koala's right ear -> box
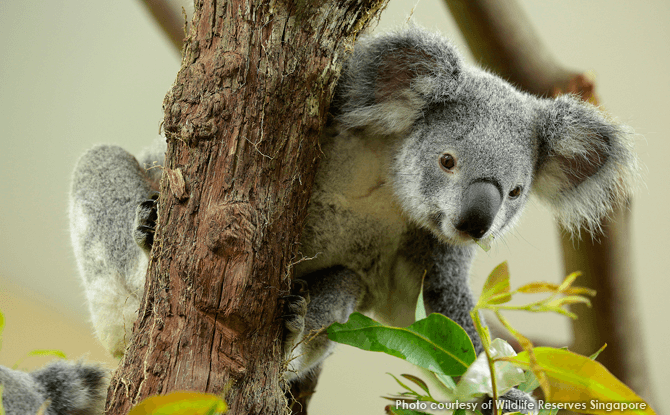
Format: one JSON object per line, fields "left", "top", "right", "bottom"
{"left": 532, "top": 95, "right": 639, "bottom": 235}
{"left": 333, "top": 26, "right": 463, "bottom": 135}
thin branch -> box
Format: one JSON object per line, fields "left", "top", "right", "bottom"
{"left": 138, "top": 0, "right": 188, "bottom": 52}
{"left": 444, "top": 0, "right": 573, "bottom": 96}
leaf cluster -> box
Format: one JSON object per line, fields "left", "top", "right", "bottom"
{"left": 327, "top": 262, "right": 655, "bottom": 415}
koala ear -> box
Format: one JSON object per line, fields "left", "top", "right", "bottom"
{"left": 333, "top": 26, "right": 462, "bottom": 135}
{"left": 533, "top": 95, "right": 639, "bottom": 234}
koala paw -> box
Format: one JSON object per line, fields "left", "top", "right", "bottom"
{"left": 483, "top": 388, "right": 537, "bottom": 415}
{"left": 133, "top": 192, "right": 159, "bottom": 254}
{"left": 282, "top": 279, "right": 309, "bottom": 354}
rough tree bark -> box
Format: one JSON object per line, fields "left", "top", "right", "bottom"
{"left": 443, "top": 0, "right": 652, "bottom": 402}
{"left": 105, "top": 1, "right": 388, "bottom": 413}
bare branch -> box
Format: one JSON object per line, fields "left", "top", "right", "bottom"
{"left": 138, "top": 0, "right": 189, "bottom": 52}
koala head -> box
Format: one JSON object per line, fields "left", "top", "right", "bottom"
{"left": 333, "top": 26, "right": 638, "bottom": 245}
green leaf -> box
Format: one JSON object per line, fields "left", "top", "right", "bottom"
{"left": 388, "top": 373, "right": 418, "bottom": 394}
{"left": 517, "top": 369, "right": 540, "bottom": 393}
{"left": 328, "top": 312, "right": 476, "bottom": 376}
{"left": 415, "top": 274, "right": 427, "bottom": 321}
{"left": 433, "top": 372, "right": 457, "bottom": 392}
{"left": 204, "top": 403, "right": 223, "bottom": 415}
{"left": 401, "top": 374, "right": 430, "bottom": 395}
{"left": 12, "top": 349, "right": 67, "bottom": 370}
{"left": 508, "top": 348, "right": 655, "bottom": 415}
{"left": 0, "top": 384, "right": 5, "bottom": 415}
{"left": 475, "top": 235, "right": 494, "bottom": 252}
{"left": 128, "top": 392, "right": 227, "bottom": 415}
{"left": 453, "top": 409, "right": 467, "bottom": 415}
{"left": 27, "top": 349, "right": 67, "bottom": 359}
{"left": 515, "top": 280, "right": 594, "bottom": 297}
{"left": 589, "top": 344, "right": 607, "bottom": 361}
{"left": 479, "top": 262, "right": 511, "bottom": 305}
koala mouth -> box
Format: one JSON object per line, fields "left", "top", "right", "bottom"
{"left": 430, "top": 210, "right": 495, "bottom": 249}
{"left": 429, "top": 211, "right": 478, "bottom": 245}
{"left": 448, "top": 229, "right": 495, "bottom": 251}
{"left": 441, "top": 224, "right": 480, "bottom": 246}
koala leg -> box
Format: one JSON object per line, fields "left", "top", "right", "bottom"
{"left": 70, "top": 145, "right": 156, "bottom": 357}
{"left": 286, "top": 363, "right": 322, "bottom": 415}
{"left": 283, "top": 266, "right": 361, "bottom": 383}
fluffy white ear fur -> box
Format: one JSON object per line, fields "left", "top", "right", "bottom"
{"left": 532, "top": 95, "right": 639, "bottom": 235}
{"left": 334, "top": 27, "right": 462, "bottom": 135}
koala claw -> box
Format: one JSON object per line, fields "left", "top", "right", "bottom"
{"left": 133, "top": 192, "right": 159, "bottom": 254}
{"left": 282, "top": 279, "right": 311, "bottom": 355}
{"left": 283, "top": 294, "right": 307, "bottom": 335}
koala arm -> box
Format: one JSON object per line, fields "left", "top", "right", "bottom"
{"left": 419, "top": 238, "right": 483, "bottom": 355}
{"left": 403, "top": 229, "right": 538, "bottom": 413}
{"left": 69, "top": 144, "right": 160, "bottom": 357}
{"left": 284, "top": 267, "right": 361, "bottom": 382}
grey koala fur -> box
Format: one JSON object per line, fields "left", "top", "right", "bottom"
{"left": 66, "top": 26, "right": 637, "bottom": 411}
{"left": 0, "top": 360, "right": 106, "bottom": 415}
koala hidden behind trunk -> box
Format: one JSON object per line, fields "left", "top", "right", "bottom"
{"left": 66, "top": 25, "right": 638, "bottom": 414}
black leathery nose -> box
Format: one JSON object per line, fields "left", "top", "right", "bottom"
{"left": 455, "top": 181, "right": 502, "bottom": 239}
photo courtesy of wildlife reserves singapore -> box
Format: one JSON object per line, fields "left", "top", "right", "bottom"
{"left": 0, "top": 1, "right": 667, "bottom": 414}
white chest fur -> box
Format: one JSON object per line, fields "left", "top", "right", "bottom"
{"left": 295, "top": 131, "right": 423, "bottom": 326}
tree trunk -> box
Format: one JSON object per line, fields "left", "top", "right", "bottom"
{"left": 444, "top": 0, "right": 652, "bottom": 401}
{"left": 105, "top": 1, "right": 388, "bottom": 413}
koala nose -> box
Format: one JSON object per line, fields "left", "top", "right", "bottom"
{"left": 455, "top": 181, "right": 502, "bottom": 239}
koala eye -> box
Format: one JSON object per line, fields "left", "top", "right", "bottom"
{"left": 439, "top": 153, "right": 456, "bottom": 172}
{"left": 508, "top": 185, "right": 523, "bottom": 199}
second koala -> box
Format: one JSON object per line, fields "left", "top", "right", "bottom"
{"left": 70, "top": 26, "right": 637, "bottom": 408}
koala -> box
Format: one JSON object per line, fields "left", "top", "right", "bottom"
{"left": 69, "top": 26, "right": 637, "bottom": 411}
{"left": 70, "top": 138, "right": 164, "bottom": 359}
{"left": 0, "top": 360, "right": 106, "bottom": 415}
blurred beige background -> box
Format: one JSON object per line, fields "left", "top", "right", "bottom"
{"left": 0, "top": 0, "right": 667, "bottom": 412}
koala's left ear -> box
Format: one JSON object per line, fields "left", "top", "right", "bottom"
{"left": 533, "top": 95, "right": 639, "bottom": 234}
{"left": 332, "top": 26, "right": 462, "bottom": 135}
